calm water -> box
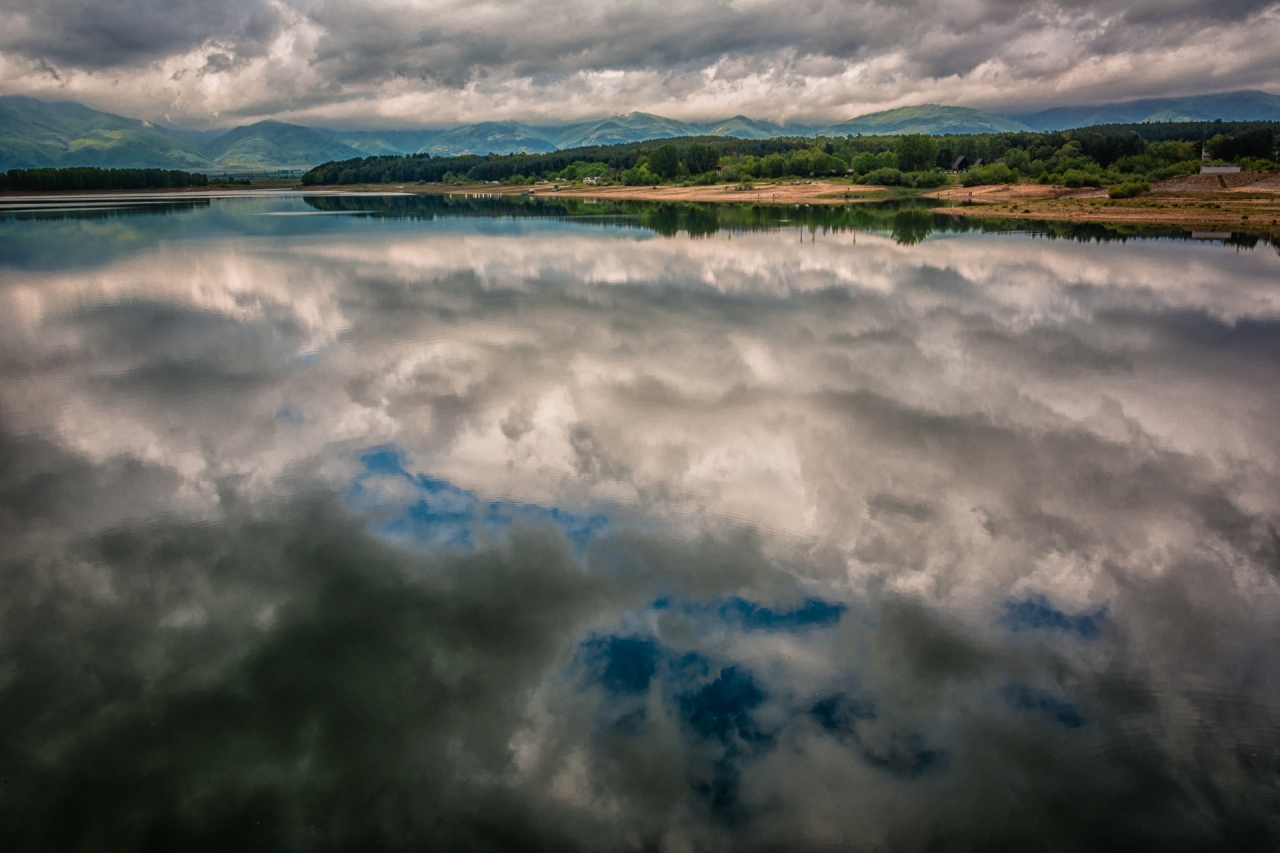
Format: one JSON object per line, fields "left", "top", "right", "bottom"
{"left": 2, "top": 193, "right": 1279, "bottom": 851}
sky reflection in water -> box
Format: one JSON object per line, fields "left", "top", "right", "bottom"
{"left": 1, "top": 194, "right": 1279, "bottom": 851}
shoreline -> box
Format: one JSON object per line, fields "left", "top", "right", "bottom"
{"left": 388, "top": 180, "right": 890, "bottom": 205}
{"left": 322, "top": 179, "right": 1280, "bottom": 234}
{"left": 922, "top": 179, "right": 1280, "bottom": 234}
{"left": 5, "top": 179, "right": 1280, "bottom": 235}
{"left": 0, "top": 186, "right": 406, "bottom": 204}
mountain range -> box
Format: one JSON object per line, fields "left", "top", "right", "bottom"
{"left": 320, "top": 113, "right": 807, "bottom": 157}
{"left": 2, "top": 90, "right": 1279, "bottom": 172}
{"left": 1009, "top": 89, "right": 1280, "bottom": 131}
{"left": 823, "top": 104, "right": 1031, "bottom": 136}
{"left": 0, "top": 99, "right": 821, "bottom": 170}
{"left": 0, "top": 96, "right": 212, "bottom": 171}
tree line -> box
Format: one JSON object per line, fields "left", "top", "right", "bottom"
{"left": 298, "top": 121, "right": 1279, "bottom": 189}
{"left": 0, "top": 167, "right": 211, "bottom": 192}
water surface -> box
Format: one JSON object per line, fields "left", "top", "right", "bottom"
{"left": 2, "top": 193, "right": 1279, "bottom": 851}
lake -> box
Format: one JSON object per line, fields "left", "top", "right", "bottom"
{"left": 2, "top": 192, "right": 1279, "bottom": 851}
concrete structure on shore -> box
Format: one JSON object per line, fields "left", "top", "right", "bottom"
{"left": 1201, "top": 164, "right": 1242, "bottom": 174}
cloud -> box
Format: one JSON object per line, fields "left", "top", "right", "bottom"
{"left": 2, "top": 201, "right": 1280, "bottom": 847}
{"left": 0, "top": 0, "right": 284, "bottom": 69}
{"left": 0, "top": 0, "right": 1278, "bottom": 126}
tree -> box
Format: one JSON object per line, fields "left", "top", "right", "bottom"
{"left": 683, "top": 143, "right": 720, "bottom": 175}
{"left": 1003, "top": 148, "right": 1031, "bottom": 173}
{"left": 1208, "top": 127, "right": 1274, "bottom": 161}
{"left": 895, "top": 133, "right": 939, "bottom": 172}
{"left": 649, "top": 144, "right": 680, "bottom": 180}
{"left": 811, "top": 151, "right": 848, "bottom": 176}
{"left": 759, "top": 153, "right": 788, "bottom": 178}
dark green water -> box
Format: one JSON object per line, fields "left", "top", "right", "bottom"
{"left": 1, "top": 193, "right": 1278, "bottom": 851}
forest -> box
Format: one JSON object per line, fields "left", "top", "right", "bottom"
{"left": 0, "top": 167, "right": 210, "bottom": 192}
{"left": 301, "top": 122, "right": 1278, "bottom": 190}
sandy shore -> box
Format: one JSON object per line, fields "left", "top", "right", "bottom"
{"left": 926, "top": 174, "right": 1280, "bottom": 232}
{"left": 9, "top": 176, "right": 1279, "bottom": 234}
{"left": 389, "top": 180, "right": 887, "bottom": 205}
{"left": 927, "top": 184, "right": 1073, "bottom": 203}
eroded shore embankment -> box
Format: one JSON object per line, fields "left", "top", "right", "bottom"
{"left": 923, "top": 172, "right": 1280, "bottom": 232}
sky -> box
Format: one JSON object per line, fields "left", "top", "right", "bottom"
{"left": 1, "top": 0, "right": 1279, "bottom": 128}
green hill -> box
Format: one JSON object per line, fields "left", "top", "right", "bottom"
{"left": 319, "top": 129, "right": 441, "bottom": 156}
{"left": 418, "top": 122, "right": 557, "bottom": 156}
{"left": 1008, "top": 90, "right": 1280, "bottom": 131}
{"left": 552, "top": 112, "right": 702, "bottom": 149}
{"left": 0, "top": 95, "right": 211, "bottom": 170}
{"left": 199, "top": 121, "right": 364, "bottom": 169}
{"left": 698, "top": 115, "right": 792, "bottom": 139}
{"left": 821, "top": 105, "right": 1031, "bottom": 136}
{"left": 337, "top": 136, "right": 406, "bottom": 156}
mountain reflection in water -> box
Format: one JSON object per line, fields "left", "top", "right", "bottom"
{"left": 1, "top": 194, "right": 1278, "bottom": 852}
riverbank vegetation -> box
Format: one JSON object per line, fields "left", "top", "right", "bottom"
{"left": 0, "top": 167, "right": 210, "bottom": 192}
{"left": 302, "top": 122, "right": 1278, "bottom": 193}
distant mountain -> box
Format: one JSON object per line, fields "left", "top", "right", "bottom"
{"left": 1007, "top": 90, "right": 1280, "bottom": 130}
{"left": 11, "top": 91, "right": 1278, "bottom": 172}
{"left": 335, "top": 135, "right": 406, "bottom": 156}
{"left": 552, "top": 112, "right": 704, "bottom": 149}
{"left": 417, "top": 121, "right": 558, "bottom": 156}
{"left": 318, "top": 129, "right": 442, "bottom": 156}
{"left": 199, "top": 121, "right": 363, "bottom": 168}
{"left": 821, "top": 105, "right": 1032, "bottom": 136}
{"left": 0, "top": 95, "right": 211, "bottom": 170}
{"left": 697, "top": 115, "right": 791, "bottom": 139}
{"left": 154, "top": 126, "right": 229, "bottom": 150}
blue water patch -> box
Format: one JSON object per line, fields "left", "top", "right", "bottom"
{"left": 654, "top": 596, "right": 845, "bottom": 632}
{"left": 358, "top": 446, "right": 406, "bottom": 476}
{"left": 669, "top": 650, "right": 711, "bottom": 682}
{"left": 275, "top": 405, "right": 304, "bottom": 425}
{"left": 347, "top": 444, "right": 610, "bottom": 550}
{"left": 679, "top": 666, "right": 772, "bottom": 815}
{"left": 1000, "top": 595, "right": 1107, "bottom": 638}
{"left": 680, "top": 666, "right": 770, "bottom": 746}
{"left": 719, "top": 596, "right": 846, "bottom": 630}
{"left": 698, "top": 759, "right": 743, "bottom": 813}
{"left": 811, "top": 694, "right": 877, "bottom": 730}
{"left": 578, "top": 633, "right": 773, "bottom": 812}
{"left": 1002, "top": 683, "right": 1084, "bottom": 729}
{"left": 583, "top": 636, "right": 662, "bottom": 694}
{"left": 810, "top": 693, "right": 948, "bottom": 778}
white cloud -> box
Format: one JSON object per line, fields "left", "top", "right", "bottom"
{"left": 0, "top": 0, "right": 1277, "bottom": 127}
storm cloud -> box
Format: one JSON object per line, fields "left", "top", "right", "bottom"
{"left": 0, "top": 0, "right": 1277, "bottom": 127}
{"left": 1, "top": 199, "right": 1279, "bottom": 849}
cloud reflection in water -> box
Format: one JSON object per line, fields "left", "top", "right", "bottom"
{"left": 0, "top": 197, "right": 1278, "bottom": 850}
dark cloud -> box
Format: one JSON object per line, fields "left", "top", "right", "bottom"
{"left": 2, "top": 0, "right": 1278, "bottom": 123}
{"left": 0, "top": 0, "right": 283, "bottom": 69}
{"left": 0, "top": 490, "right": 603, "bottom": 849}
{"left": 299, "top": 0, "right": 1280, "bottom": 91}
{"left": 1, "top": 201, "right": 1280, "bottom": 848}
